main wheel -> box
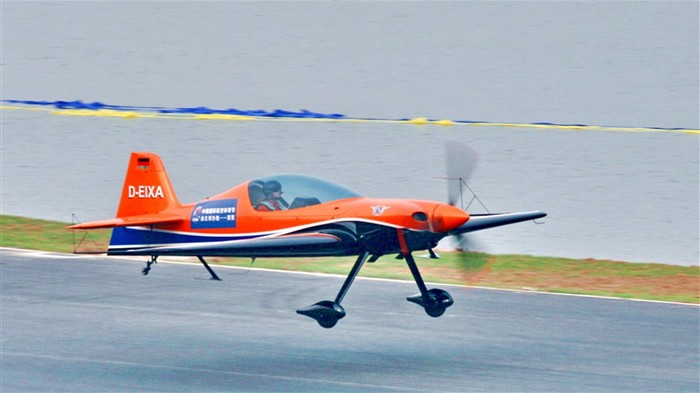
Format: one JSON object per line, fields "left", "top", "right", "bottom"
{"left": 297, "top": 300, "right": 345, "bottom": 328}
{"left": 424, "top": 298, "right": 447, "bottom": 317}
{"left": 423, "top": 289, "right": 453, "bottom": 318}
{"left": 317, "top": 314, "right": 339, "bottom": 329}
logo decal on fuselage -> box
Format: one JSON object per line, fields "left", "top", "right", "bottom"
{"left": 191, "top": 199, "right": 238, "bottom": 229}
{"left": 371, "top": 205, "right": 390, "bottom": 216}
{"left": 128, "top": 185, "right": 164, "bottom": 199}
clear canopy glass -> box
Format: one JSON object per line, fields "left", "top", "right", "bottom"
{"left": 248, "top": 174, "right": 362, "bottom": 211}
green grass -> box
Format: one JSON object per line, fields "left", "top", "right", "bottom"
{"left": 1, "top": 214, "right": 111, "bottom": 253}
{"left": 485, "top": 253, "right": 696, "bottom": 277}
{"left": 2, "top": 214, "right": 698, "bottom": 304}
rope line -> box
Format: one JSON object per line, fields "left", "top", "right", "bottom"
{"left": 2, "top": 100, "right": 697, "bottom": 135}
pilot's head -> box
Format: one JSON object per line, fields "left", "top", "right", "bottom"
{"left": 263, "top": 180, "right": 282, "bottom": 197}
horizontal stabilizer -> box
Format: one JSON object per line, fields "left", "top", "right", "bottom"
{"left": 67, "top": 214, "right": 183, "bottom": 230}
{"left": 450, "top": 211, "right": 546, "bottom": 235}
{"left": 119, "top": 232, "right": 348, "bottom": 256}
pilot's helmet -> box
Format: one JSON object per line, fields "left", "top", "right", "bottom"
{"left": 263, "top": 180, "right": 282, "bottom": 196}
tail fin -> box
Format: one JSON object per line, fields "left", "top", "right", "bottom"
{"left": 116, "top": 152, "right": 180, "bottom": 217}
{"left": 67, "top": 152, "right": 183, "bottom": 230}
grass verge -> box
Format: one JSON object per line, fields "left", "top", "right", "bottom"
{"left": 2, "top": 214, "right": 698, "bottom": 304}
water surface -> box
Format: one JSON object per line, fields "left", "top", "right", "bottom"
{"left": 2, "top": 2, "right": 698, "bottom": 264}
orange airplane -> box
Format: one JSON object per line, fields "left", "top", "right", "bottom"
{"left": 69, "top": 152, "right": 546, "bottom": 328}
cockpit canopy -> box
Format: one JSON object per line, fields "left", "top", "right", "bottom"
{"left": 248, "top": 174, "right": 362, "bottom": 211}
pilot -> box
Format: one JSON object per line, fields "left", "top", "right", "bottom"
{"left": 256, "top": 180, "right": 289, "bottom": 211}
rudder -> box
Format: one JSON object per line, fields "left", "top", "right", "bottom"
{"left": 116, "top": 152, "right": 180, "bottom": 217}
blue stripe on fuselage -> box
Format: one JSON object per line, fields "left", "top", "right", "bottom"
{"left": 109, "top": 227, "right": 264, "bottom": 249}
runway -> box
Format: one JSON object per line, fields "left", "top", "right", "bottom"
{"left": 2, "top": 249, "right": 698, "bottom": 392}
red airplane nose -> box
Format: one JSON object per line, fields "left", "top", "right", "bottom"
{"left": 431, "top": 204, "right": 470, "bottom": 233}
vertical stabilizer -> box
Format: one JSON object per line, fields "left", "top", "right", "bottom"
{"left": 116, "top": 152, "right": 180, "bottom": 217}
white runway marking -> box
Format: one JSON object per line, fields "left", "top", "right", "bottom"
{"left": 2, "top": 247, "right": 696, "bottom": 307}
{"left": 5, "top": 352, "right": 424, "bottom": 392}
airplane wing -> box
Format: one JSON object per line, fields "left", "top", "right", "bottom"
{"left": 119, "top": 230, "right": 358, "bottom": 257}
{"left": 67, "top": 213, "right": 183, "bottom": 230}
{"left": 449, "top": 211, "right": 546, "bottom": 235}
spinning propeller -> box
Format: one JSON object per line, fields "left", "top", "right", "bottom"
{"left": 443, "top": 141, "right": 485, "bottom": 252}
{"left": 445, "top": 141, "right": 479, "bottom": 208}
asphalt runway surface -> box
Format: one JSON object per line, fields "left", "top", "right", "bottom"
{"left": 2, "top": 249, "right": 698, "bottom": 392}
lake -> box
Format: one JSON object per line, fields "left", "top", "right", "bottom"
{"left": 2, "top": 1, "right": 698, "bottom": 265}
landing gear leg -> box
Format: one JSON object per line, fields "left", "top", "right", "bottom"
{"left": 404, "top": 252, "right": 453, "bottom": 317}
{"left": 297, "top": 251, "right": 371, "bottom": 328}
{"left": 142, "top": 255, "right": 158, "bottom": 276}
{"left": 197, "top": 256, "right": 221, "bottom": 281}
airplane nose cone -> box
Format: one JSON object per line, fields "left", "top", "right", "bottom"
{"left": 431, "top": 204, "right": 470, "bottom": 233}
